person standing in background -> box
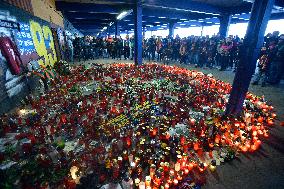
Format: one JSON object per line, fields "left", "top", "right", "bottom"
{"left": 268, "top": 35, "right": 284, "bottom": 84}
{"left": 179, "top": 40, "right": 187, "bottom": 64}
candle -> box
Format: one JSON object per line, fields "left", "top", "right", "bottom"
{"left": 129, "top": 154, "right": 134, "bottom": 164}
{"left": 70, "top": 166, "right": 78, "bottom": 180}
{"left": 19, "top": 109, "right": 26, "bottom": 116}
{"left": 184, "top": 168, "right": 189, "bottom": 174}
{"left": 150, "top": 164, "right": 156, "bottom": 179}
{"left": 175, "top": 162, "right": 181, "bottom": 172}
{"left": 135, "top": 178, "right": 141, "bottom": 186}
{"left": 173, "top": 179, "right": 178, "bottom": 185}
{"left": 145, "top": 176, "right": 151, "bottom": 187}
{"left": 164, "top": 183, "right": 170, "bottom": 189}
{"left": 139, "top": 182, "right": 146, "bottom": 189}
{"left": 209, "top": 160, "right": 216, "bottom": 172}
{"left": 70, "top": 166, "right": 81, "bottom": 183}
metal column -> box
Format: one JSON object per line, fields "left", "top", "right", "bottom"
{"left": 169, "top": 22, "right": 175, "bottom": 37}
{"left": 225, "top": 0, "right": 275, "bottom": 115}
{"left": 115, "top": 21, "right": 120, "bottom": 37}
{"left": 134, "top": 0, "right": 143, "bottom": 65}
{"left": 219, "top": 13, "right": 231, "bottom": 38}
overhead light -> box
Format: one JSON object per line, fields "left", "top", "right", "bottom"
{"left": 191, "top": 25, "right": 197, "bottom": 26}
{"left": 117, "top": 10, "right": 132, "bottom": 20}
{"left": 128, "top": 23, "right": 134, "bottom": 25}
{"left": 146, "top": 25, "right": 152, "bottom": 27}
{"left": 180, "top": 23, "right": 186, "bottom": 25}
{"left": 155, "top": 22, "right": 160, "bottom": 23}
{"left": 148, "top": 16, "right": 155, "bottom": 17}
{"left": 232, "top": 16, "right": 238, "bottom": 18}
{"left": 180, "top": 19, "right": 187, "bottom": 21}
{"left": 109, "top": 22, "right": 114, "bottom": 26}
{"left": 103, "top": 27, "right": 107, "bottom": 30}
{"left": 207, "top": 22, "right": 212, "bottom": 24}
{"left": 158, "top": 16, "right": 166, "bottom": 18}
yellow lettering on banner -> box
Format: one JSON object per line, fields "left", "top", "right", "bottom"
{"left": 30, "top": 20, "right": 48, "bottom": 66}
{"left": 43, "top": 25, "right": 57, "bottom": 66}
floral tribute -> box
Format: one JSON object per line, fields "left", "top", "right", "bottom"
{"left": 0, "top": 63, "right": 276, "bottom": 189}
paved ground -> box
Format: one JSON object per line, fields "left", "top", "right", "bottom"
{"left": 75, "top": 59, "right": 284, "bottom": 189}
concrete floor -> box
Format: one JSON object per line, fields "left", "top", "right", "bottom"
{"left": 75, "top": 58, "right": 284, "bottom": 189}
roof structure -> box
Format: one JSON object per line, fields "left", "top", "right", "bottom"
{"left": 55, "top": 0, "right": 284, "bottom": 36}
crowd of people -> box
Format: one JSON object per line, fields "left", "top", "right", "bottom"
{"left": 71, "top": 31, "right": 284, "bottom": 86}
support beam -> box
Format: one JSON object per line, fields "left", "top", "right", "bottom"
{"left": 64, "top": 12, "right": 116, "bottom": 20}
{"left": 219, "top": 13, "right": 231, "bottom": 38}
{"left": 143, "top": 0, "right": 220, "bottom": 14}
{"left": 142, "top": 7, "right": 215, "bottom": 20}
{"left": 115, "top": 21, "right": 120, "bottom": 37}
{"left": 225, "top": 0, "right": 275, "bottom": 115}
{"left": 55, "top": 2, "right": 124, "bottom": 13}
{"left": 169, "top": 22, "right": 175, "bottom": 37}
{"left": 201, "top": 25, "right": 204, "bottom": 36}
{"left": 134, "top": 0, "right": 143, "bottom": 65}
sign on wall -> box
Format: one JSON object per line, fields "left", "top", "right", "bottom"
{"left": 0, "top": 4, "right": 59, "bottom": 108}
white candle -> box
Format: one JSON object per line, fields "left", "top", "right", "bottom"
{"left": 139, "top": 182, "right": 146, "bottom": 189}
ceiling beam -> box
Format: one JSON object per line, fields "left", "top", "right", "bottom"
{"left": 68, "top": 18, "right": 113, "bottom": 23}
{"left": 143, "top": 0, "right": 221, "bottom": 14}
{"left": 275, "top": 0, "right": 284, "bottom": 7}
{"left": 142, "top": 7, "right": 216, "bottom": 20}
{"left": 55, "top": 2, "right": 129, "bottom": 13}
{"left": 64, "top": 12, "right": 117, "bottom": 20}
{"left": 270, "top": 12, "right": 284, "bottom": 19}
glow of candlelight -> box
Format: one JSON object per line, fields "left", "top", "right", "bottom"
{"left": 70, "top": 166, "right": 79, "bottom": 181}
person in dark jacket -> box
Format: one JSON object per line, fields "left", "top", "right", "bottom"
{"left": 267, "top": 35, "right": 284, "bottom": 84}
{"left": 252, "top": 46, "right": 270, "bottom": 87}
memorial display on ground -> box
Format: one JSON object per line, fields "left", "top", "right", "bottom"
{"left": 0, "top": 63, "right": 276, "bottom": 189}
